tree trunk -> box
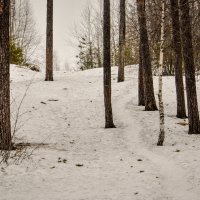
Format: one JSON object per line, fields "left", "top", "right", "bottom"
{"left": 97, "top": 45, "right": 102, "bottom": 68}
{"left": 170, "top": 0, "right": 187, "bottom": 119}
{"left": 179, "top": 0, "right": 200, "bottom": 134}
{"left": 138, "top": 43, "right": 145, "bottom": 106}
{"left": 103, "top": 0, "right": 115, "bottom": 128}
{"left": 0, "top": 0, "right": 12, "bottom": 150}
{"left": 111, "top": 25, "right": 116, "bottom": 67}
{"left": 45, "top": 0, "right": 53, "bottom": 81}
{"left": 157, "top": 0, "right": 165, "bottom": 146}
{"left": 10, "top": 0, "right": 15, "bottom": 39}
{"left": 118, "top": 0, "right": 126, "bottom": 82}
{"left": 136, "top": 0, "right": 158, "bottom": 111}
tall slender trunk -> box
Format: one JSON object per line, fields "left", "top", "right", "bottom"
{"left": 138, "top": 43, "right": 145, "bottom": 106}
{"left": 45, "top": 0, "right": 53, "bottom": 81}
{"left": 111, "top": 25, "right": 116, "bottom": 66}
{"left": 136, "top": 0, "right": 158, "bottom": 111}
{"left": 170, "top": 0, "right": 187, "bottom": 119}
{"left": 157, "top": 0, "right": 165, "bottom": 146}
{"left": 0, "top": 0, "right": 12, "bottom": 150}
{"left": 97, "top": 23, "right": 102, "bottom": 68}
{"left": 89, "top": 43, "right": 94, "bottom": 69}
{"left": 118, "top": 0, "right": 126, "bottom": 82}
{"left": 103, "top": 0, "right": 115, "bottom": 128}
{"left": 10, "top": 0, "right": 15, "bottom": 39}
{"left": 97, "top": 45, "right": 102, "bottom": 68}
{"left": 179, "top": 0, "right": 200, "bottom": 134}
{"left": 111, "top": 1, "right": 117, "bottom": 67}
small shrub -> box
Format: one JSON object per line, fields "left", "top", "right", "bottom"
{"left": 10, "top": 41, "right": 24, "bottom": 65}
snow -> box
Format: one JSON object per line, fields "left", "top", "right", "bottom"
{"left": 0, "top": 65, "right": 200, "bottom": 200}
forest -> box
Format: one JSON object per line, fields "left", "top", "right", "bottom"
{"left": 0, "top": 0, "right": 200, "bottom": 199}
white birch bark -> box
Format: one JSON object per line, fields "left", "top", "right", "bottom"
{"left": 157, "top": 0, "right": 165, "bottom": 146}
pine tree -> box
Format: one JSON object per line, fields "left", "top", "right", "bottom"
{"left": 136, "top": 0, "right": 157, "bottom": 111}
{"left": 0, "top": 0, "right": 12, "bottom": 150}
{"left": 45, "top": 0, "right": 53, "bottom": 81}
{"left": 138, "top": 43, "right": 145, "bottom": 106}
{"left": 118, "top": 0, "right": 126, "bottom": 82}
{"left": 179, "top": 0, "right": 200, "bottom": 134}
{"left": 103, "top": 0, "right": 116, "bottom": 128}
{"left": 170, "top": 0, "right": 186, "bottom": 119}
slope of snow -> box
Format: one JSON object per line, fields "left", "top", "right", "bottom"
{"left": 0, "top": 65, "right": 200, "bottom": 200}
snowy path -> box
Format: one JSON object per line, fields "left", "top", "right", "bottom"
{"left": 115, "top": 80, "right": 200, "bottom": 200}
{"left": 0, "top": 66, "right": 200, "bottom": 200}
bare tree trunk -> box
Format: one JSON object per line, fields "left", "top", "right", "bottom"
{"left": 110, "top": 1, "right": 117, "bottom": 67}
{"left": 138, "top": 43, "right": 145, "bottom": 106}
{"left": 157, "top": 0, "right": 165, "bottom": 146}
{"left": 45, "top": 0, "right": 53, "bottom": 81}
{"left": 97, "top": 45, "right": 102, "bottom": 68}
{"left": 0, "top": 0, "right": 12, "bottom": 150}
{"left": 170, "top": 0, "right": 187, "bottom": 119}
{"left": 136, "top": 0, "right": 158, "bottom": 111}
{"left": 10, "top": 0, "right": 15, "bottom": 39}
{"left": 96, "top": 0, "right": 103, "bottom": 68}
{"left": 103, "top": 0, "right": 115, "bottom": 128}
{"left": 118, "top": 0, "right": 126, "bottom": 82}
{"left": 180, "top": 0, "right": 200, "bottom": 134}
{"left": 111, "top": 23, "right": 116, "bottom": 66}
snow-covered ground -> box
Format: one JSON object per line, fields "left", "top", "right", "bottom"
{"left": 0, "top": 65, "right": 200, "bottom": 200}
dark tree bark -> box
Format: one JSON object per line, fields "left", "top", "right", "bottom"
{"left": 170, "top": 0, "right": 187, "bottom": 119}
{"left": 103, "top": 0, "right": 115, "bottom": 128}
{"left": 0, "top": 0, "right": 12, "bottom": 150}
{"left": 136, "top": 0, "right": 157, "bottom": 111}
{"left": 138, "top": 43, "right": 145, "bottom": 106}
{"left": 179, "top": 0, "right": 200, "bottom": 134}
{"left": 45, "top": 0, "right": 53, "bottom": 81}
{"left": 118, "top": 0, "right": 126, "bottom": 82}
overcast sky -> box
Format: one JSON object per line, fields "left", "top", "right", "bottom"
{"left": 30, "top": 0, "right": 91, "bottom": 68}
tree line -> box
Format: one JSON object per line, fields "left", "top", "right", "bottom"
{"left": 9, "top": 0, "right": 40, "bottom": 66}
{"left": 76, "top": 0, "right": 200, "bottom": 75}
{"left": 75, "top": 0, "right": 200, "bottom": 145}
{"left": 103, "top": 0, "right": 200, "bottom": 146}
{"left": 0, "top": 0, "right": 200, "bottom": 151}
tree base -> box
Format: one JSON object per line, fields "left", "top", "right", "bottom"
{"left": 176, "top": 114, "right": 187, "bottom": 119}
{"left": 0, "top": 143, "right": 15, "bottom": 151}
{"left": 118, "top": 79, "right": 125, "bottom": 83}
{"left": 157, "top": 141, "right": 164, "bottom": 146}
{"left": 145, "top": 105, "right": 158, "bottom": 111}
{"left": 188, "top": 128, "right": 200, "bottom": 135}
{"left": 105, "top": 123, "right": 116, "bottom": 129}
{"left": 45, "top": 78, "right": 54, "bottom": 81}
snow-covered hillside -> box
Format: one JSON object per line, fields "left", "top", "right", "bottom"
{"left": 0, "top": 65, "right": 200, "bottom": 200}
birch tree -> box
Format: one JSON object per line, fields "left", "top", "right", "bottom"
{"left": 157, "top": 0, "right": 165, "bottom": 146}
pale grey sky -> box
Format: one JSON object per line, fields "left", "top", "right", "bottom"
{"left": 30, "top": 0, "right": 91, "bottom": 68}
